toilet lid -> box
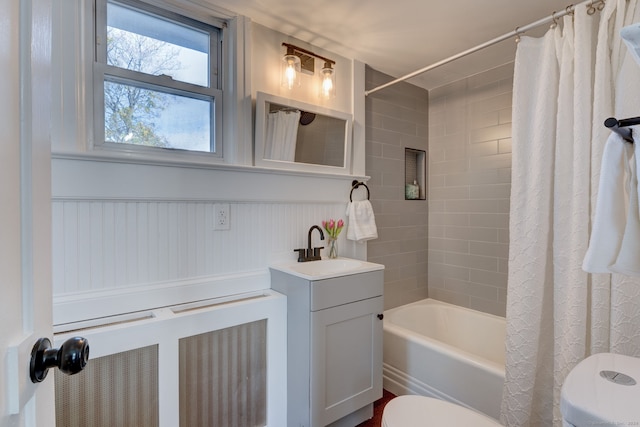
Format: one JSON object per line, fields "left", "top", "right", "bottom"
{"left": 382, "top": 395, "right": 502, "bottom": 427}
{"left": 561, "top": 353, "right": 640, "bottom": 426}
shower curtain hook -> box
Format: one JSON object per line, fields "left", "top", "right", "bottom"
{"left": 550, "top": 11, "right": 558, "bottom": 29}
{"left": 566, "top": 4, "right": 575, "bottom": 15}
{"left": 587, "top": 0, "right": 597, "bottom": 14}
{"left": 514, "top": 26, "right": 521, "bottom": 43}
{"left": 597, "top": 0, "right": 605, "bottom": 11}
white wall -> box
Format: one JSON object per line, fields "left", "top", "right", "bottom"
{"left": 51, "top": 158, "right": 361, "bottom": 322}
{"left": 251, "top": 23, "right": 353, "bottom": 114}
{"left": 49, "top": 10, "right": 367, "bottom": 421}
{"left": 50, "top": 2, "right": 367, "bottom": 325}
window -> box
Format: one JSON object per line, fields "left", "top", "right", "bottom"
{"left": 94, "top": 0, "right": 222, "bottom": 155}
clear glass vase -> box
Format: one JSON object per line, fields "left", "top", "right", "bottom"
{"left": 327, "top": 237, "right": 338, "bottom": 259}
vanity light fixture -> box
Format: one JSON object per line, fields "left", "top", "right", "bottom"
{"left": 281, "top": 42, "right": 336, "bottom": 98}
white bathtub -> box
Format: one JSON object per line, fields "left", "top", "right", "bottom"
{"left": 383, "top": 298, "right": 506, "bottom": 420}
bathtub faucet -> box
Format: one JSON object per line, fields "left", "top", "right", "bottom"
{"left": 294, "top": 225, "right": 325, "bottom": 262}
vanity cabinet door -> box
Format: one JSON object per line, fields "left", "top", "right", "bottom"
{"left": 310, "top": 296, "right": 383, "bottom": 426}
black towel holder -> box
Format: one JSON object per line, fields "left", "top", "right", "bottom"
{"left": 604, "top": 116, "right": 639, "bottom": 144}
{"left": 350, "top": 180, "right": 370, "bottom": 202}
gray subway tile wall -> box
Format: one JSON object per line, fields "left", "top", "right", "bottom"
{"left": 365, "top": 66, "right": 429, "bottom": 310}
{"left": 428, "top": 63, "right": 513, "bottom": 316}
{"left": 365, "top": 63, "right": 512, "bottom": 316}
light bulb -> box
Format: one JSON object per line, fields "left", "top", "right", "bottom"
{"left": 281, "top": 53, "right": 301, "bottom": 89}
{"left": 322, "top": 75, "right": 333, "bottom": 96}
{"left": 285, "top": 59, "right": 297, "bottom": 89}
{"left": 320, "top": 63, "right": 336, "bottom": 99}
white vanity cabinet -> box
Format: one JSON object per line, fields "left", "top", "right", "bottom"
{"left": 270, "top": 264, "right": 384, "bottom": 427}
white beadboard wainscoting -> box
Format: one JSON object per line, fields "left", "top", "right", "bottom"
{"left": 51, "top": 156, "right": 365, "bottom": 324}
{"left": 52, "top": 199, "right": 350, "bottom": 323}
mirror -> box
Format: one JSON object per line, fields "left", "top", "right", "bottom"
{"left": 255, "top": 92, "right": 353, "bottom": 174}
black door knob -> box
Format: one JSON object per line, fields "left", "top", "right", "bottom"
{"left": 30, "top": 336, "right": 90, "bottom": 383}
{"left": 377, "top": 314, "right": 384, "bottom": 320}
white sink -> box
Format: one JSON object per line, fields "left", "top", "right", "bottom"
{"left": 289, "top": 259, "right": 363, "bottom": 276}
{"left": 270, "top": 257, "right": 384, "bottom": 280}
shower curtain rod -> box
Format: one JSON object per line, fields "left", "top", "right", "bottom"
{"left": 365, "top": 0, "right": 595, "bottom": 96}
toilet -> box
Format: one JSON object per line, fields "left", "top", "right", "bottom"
{"left": 381, "top": 395, "right": 502, "bottom": 427}
{"left": 561, "top": 352, "right": 640, "bottom": 426}
{"left": 383, "top": 353, "right": 640, "bottom": 426}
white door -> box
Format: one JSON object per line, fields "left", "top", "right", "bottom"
{"left": 311, "top": 296, "right": 384, "bottom": 426}
{"left": 1, "top": 0, "right": 56, "bottom": 425}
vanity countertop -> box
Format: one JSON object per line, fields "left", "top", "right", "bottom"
{"left": 269, "top": 257, "right": 384, "bottom": 281}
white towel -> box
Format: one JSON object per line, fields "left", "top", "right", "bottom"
{"left": 582, "top": 132, "right": 631, "bottom": 272}
{"left": 345, "top": 200, "right": 378, "bottom": 242}
{"left": 610, "top": 136, "right": 640, "bottom": 276}
{"left": 637, "top": 128, "right": 640, "bottom": 221}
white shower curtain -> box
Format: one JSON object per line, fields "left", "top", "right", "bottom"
{"left": 502, "top": 1, "right": 640, "bottom": 426}
{"left": 264, "top": 110, "right": 300, "bottom": 161}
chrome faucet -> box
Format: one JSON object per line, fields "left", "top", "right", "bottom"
{"left": 294, "top": 225, "right": 325, "bottom": 262}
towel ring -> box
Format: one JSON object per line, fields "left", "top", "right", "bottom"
{"left": 350, "top": 180, "right": 370, "bottom": 202}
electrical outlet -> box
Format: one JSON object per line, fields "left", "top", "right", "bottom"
{"left": 214, "top": 203, "right": 230, "bottom": 230}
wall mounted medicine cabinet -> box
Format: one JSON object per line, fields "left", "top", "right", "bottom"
{"left": 254, "top": 91, "right": 353, "bottom": 175}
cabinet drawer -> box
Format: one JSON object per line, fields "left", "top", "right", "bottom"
{"left": 310, "top": 270, "right": 383, "bottom": 311}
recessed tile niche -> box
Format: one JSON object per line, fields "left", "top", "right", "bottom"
{"left": 405, "top": 148, "right": 426, "bottom": 200}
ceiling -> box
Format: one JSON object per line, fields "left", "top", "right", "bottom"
{"left": 207, "top": 0, "right": 568, "bottom": 90}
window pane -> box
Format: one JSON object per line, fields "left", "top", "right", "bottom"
{"left": 104, "top": 80, "right": 212, "bottom": 152}
{"left": 107, "top": 2, "right": 210, "bottom": 87}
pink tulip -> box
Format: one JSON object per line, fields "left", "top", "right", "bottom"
{"left": 322, "top": 218, "right": 344, "bottom": 238}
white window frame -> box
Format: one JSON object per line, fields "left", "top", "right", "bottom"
{"left": 90, "top": 0, "right": 238, "bottom": 164}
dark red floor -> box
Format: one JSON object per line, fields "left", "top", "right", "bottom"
{"left": 356, "top": 389, "right": 396, "bottom": 427}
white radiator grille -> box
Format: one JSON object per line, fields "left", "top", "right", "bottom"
{"left": 179, "top": 320, "right": 267, "bottom": 427}
{"left": 54, "top": 289, "right": 285, "bottom": 426}
{"left": 55, "top": 345, "right": 159, "bottom": 427}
